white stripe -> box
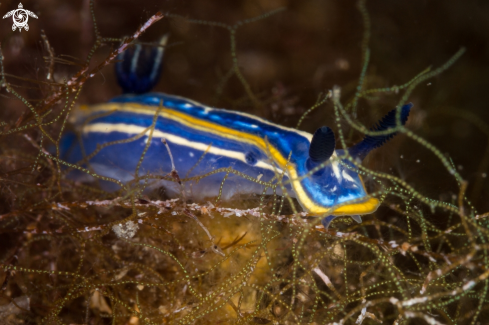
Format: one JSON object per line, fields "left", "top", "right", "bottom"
{"left": 150, "top": 34, "right": 168, "bottom": 81}
{"left": 130, "top": 45, "right": 141, "bottom": 75}
{"left": 331, "top": 159, "right": 342, "bottom": 182}
{"left": 83, "top": 122, "right": 284, "bottom": 174}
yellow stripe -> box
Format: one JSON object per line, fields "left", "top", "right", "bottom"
{"left": 81, "top": 101, "right": 314, "bottom": 141}
{"left": 83, "top": 103, "right": 288, "bottom": 167}
{"left": 82, "top": 102, "right": 379, "bottom": 216}
{"left": 162, "top": 109, "right": 289, "bottom": 166}
{"left": 331, "top": 197, "right": 379, "bottom": 216}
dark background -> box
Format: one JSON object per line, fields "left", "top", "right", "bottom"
{"left": 1, "top": 0, "right": 488, "bottom": 212}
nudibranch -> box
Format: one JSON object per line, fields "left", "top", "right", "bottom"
{"left": 61, "top": 36, "right": 412, "bottom": 228}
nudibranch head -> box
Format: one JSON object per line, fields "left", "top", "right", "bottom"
{"left": 300, "top": 103, "right": 412, "bottom": 227}
{"left": 293, "top": 148, "right": 378, "bottom": 216}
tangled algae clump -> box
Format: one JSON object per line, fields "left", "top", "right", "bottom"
{"left": 1, "top": 0, "right": 489, "bottom": 324}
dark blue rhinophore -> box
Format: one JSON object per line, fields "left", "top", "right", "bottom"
{"left": 309, "top": 126, "right": 335, "bottom": 163}
{"left": 348, "top": 103, "right": 413, "bottom": 160}
{"left": 306, "top": 126, "right": 335, "bottom": 174}
{"left": 115, "top": 34, "right": 169, "bottom": 94}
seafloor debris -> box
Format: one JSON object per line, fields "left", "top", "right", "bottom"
{"left": 112, "top": 220, "right": 139, "bottom": 239}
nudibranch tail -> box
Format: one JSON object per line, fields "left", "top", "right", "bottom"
{"left": 348, "top": 103, "right": 413, "bottom": 160}
{"left": 115, "top": 34, "right": 169, "bottom": 94}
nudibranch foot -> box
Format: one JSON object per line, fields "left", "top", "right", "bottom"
{"left": 321, "top": 214, "right": 363, "bottom": 229}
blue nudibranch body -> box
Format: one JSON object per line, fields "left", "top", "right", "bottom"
{"left": 62, "top": 36, "right": 412, "bottom": 226}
